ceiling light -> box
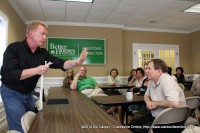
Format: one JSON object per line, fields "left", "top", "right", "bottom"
{"left": 49, "top": 0, "right": 94, "bottom": 3}
{"left": 183, "top": 3, "right": 200, "bottom": 13}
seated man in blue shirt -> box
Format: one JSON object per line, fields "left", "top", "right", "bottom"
{"left": 70, "top": 66, "right": 106, "bottom": 97}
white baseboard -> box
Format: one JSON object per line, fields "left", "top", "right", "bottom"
{"left": 36, "top": 76, "right": 129, "bottom": 95}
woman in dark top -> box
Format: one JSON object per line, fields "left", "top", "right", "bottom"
{"left": 128, "top": 69, "right": 137, "bottom": 84}
{"left": 174, "top": 67, "right": 185, "bottom": 84}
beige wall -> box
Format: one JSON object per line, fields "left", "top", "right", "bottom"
{"left": 0, "top": 0, "right": 26, "bottom": 43}
{"left": 2, "top": 0, "right": 199, "bottom": 77}
{"left": 122, "top": 30, "right": 190, "bottom": 75}
{"left": 189, "top": 31, "right": 200, "bottom": 74}
{"left": 46, "top": 27, "right": 191, "bottom": 77}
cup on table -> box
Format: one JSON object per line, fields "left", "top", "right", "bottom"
{"left": 126, "top": 92, "right": 133, "bottom": 100}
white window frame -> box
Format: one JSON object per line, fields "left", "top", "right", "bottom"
{"left": 132, "top": 43, "right": 179, "bottom": 68}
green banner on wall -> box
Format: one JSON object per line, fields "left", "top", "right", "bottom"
{"left": 47, "top": 37, "right": 106, "bottom": 65}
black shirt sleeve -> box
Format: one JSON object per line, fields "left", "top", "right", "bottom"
{"left": 44, "top": 49, "right": 65, "bottom": 71}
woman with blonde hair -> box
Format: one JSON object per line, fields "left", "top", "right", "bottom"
{"left": 63, "top": 69, "right": 74, "bottom": 87}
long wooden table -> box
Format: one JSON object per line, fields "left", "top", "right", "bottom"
{"left": 92, "top": 94, "right": 144, "bottom": 125}
{"left": 91, "top": 91, "right": 198, "bottom": 125}
{"left": 28, "top": 87, "right": 132, "bottom": 133}
{"left": 99, "top": 83, "right": 134, "bottom": 91}
{"left": 92, "top": 95, "right": 144, "bottom": 106}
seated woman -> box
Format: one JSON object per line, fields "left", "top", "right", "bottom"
{"left": 191, "top": 75, "right": 200, "bottom": 91}
{"left": 106, "top": 68, "right": 123, "bottom": 122}
{"left": 107, "top": 68, "right": 121, "bottom": 86}
{"left": 174, "top": 67, "right": 185, "bottom": 84}
{"left": 137, "top": 63, "right": 150, "bottom": 95}
{"left": 105, "top": 68, "right": 123, "bottom": 95}
{"left": 128, "top": 66, "right": 149, "bottom": 113}
{"left": 128, "top": 67, "right": 146, "bottom": 91}
{"left": 128, "top": 69, "right": 137, "bottom": 84}
{"left": 63, "top": 69, "right": 74, "bottom": 88}
{"left": 128, "top": 78, "right": 150, "bottom": 113}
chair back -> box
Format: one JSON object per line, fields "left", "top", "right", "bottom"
{"left": 21, "top": 111, "right": 36, "bottom": 133}
{"left": 184, "top": 96, "right": 200, "bottom": 126}
{"left": 186, "top": 96, "right": 200, "bottom": 116}
{"left": 178, "top": 83, "right": 185, "bottom": 91}
{"left": 148, "top": 106, "right": 191, "bottom": 133}
{"left": 182, "top": 125, "right": 200, "bottom": 133}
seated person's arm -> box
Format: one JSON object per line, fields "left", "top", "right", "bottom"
{"left": 144, "top": 95, "right": 153, "bottom": 110}
{"left": 144, "top": 95, "right": 179, "bottom": 110}
{"left": 70, "top": 73, "right": 79, "bottom": 90}
{"left": 90, "top": 79, "right": 101, "bottom": 92}
{"left": 155, "top": 81, "right": 182, "bottom": 108}
{"left": 107, "top": 75, "right": 116, "bottom": 86}
{"left": 153, "top": 100, "right": 179, "bottom": 108}
{"left": 128, "top": 77, "right": 136, "bottom": 86}
{"left": 63, "top": 77, "right": 67, "bottom": 87}
{"left": 63, "top": 77, "right": 70, "bottom": 87}
{"left": 94, "top": 85, "right": 100, "bottom": 90}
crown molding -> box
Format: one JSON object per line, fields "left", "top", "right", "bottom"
{"left": 8, "top": 0, "right": 26, "bottom": 23}
{"left": 123, "top": 26, "right": 189, "bottom": 34}
{"left": 31, "top": 21, "right": 124, "bottom": 29}
{"left": 188, "top": 26, "right": 200, "bottom": 33}
{"left": 25, "top": 20, "right": 191, "bottom": 34}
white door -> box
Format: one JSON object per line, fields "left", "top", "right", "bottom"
{"left": 133, "top": 43, "right": 179, "bottom": 73}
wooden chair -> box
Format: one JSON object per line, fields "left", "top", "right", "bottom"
{"left": 185, "top": 96, "right": 200, "bottom": 126}
{"left": 148, "top": 106, "right": 191, "bottom": 133}
{"left": 21, "top": 111, "right": 36, "bottom": 133}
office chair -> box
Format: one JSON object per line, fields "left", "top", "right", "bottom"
{"left": 148, "top": 106, "right": 191, "bottom": 133}
{"left": 185, "top": 96, "right": 200, "bottom": 126}
{"left": 21, "top": 111, "right": 36, "bottom": 133}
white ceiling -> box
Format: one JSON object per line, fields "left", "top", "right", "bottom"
{"left": 8, "top": 0, "right": 200, "bottom": 33}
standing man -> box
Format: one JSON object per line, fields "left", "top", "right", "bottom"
{"left": 128, "top": 59, "right": 186, "bottom": 132}
{"left": 0, "top": 20, "right": 87, "bottom": 132}
{"left": 70, "top": 66, "right": 105, "bottom": 97}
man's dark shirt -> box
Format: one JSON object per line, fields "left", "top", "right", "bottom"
{"left": 1, "top": 39, "right": 65, "bottom": 93}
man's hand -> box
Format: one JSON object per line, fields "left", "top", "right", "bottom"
{"left": 75, "top": 73, "right": 80, "bottom": 78}
{"left": 63, "top": 48, "right": 88, "bottom": 69}
{"left": 146, "top": 101, "right": 157, "bottom": 110}
{"left": 76, "top": 48, "right": 88, "bottom": 65}
{"left": 70, "top": 72, "right": 80, "bottom": 90}
{"left": 35, "top": 100, "right": 43, "bottom": 110}
{"left": 36, "top": 65, "right": 49, "bottom": 75}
